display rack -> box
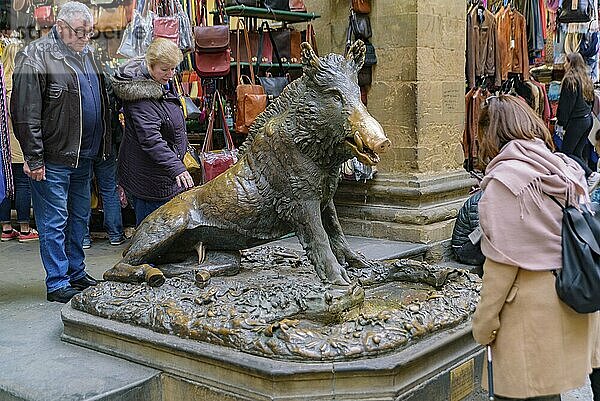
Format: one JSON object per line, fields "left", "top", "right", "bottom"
{"left": 219, "top": 5, "right": 319, "bottom": 22}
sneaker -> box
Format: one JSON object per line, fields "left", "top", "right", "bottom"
{"left": 1, "top": 229, "right": 19, "bottom": 241}
{"left": 82, "top": 238, "right": 91, "bottom": 249}
{"left": 18, "top": 229, "right": 39, "bottom": 242}
{"left": 110, "top": 236, "right": 126, "bottom": 246}
{"left": 588, "top": 172, "right": 600, "bottom": 193}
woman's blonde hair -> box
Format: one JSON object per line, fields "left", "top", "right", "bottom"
{"left": 563, "top": 52, "right": 594, "bottom": 102}
{"left": 2, "top": 42, "right": 22, "bottom": 89}
{"left": 145, "top": 38, "right": 183, "bottom": 68}
{"left": 478, "top": 95, "right": 554, "bottom": 166}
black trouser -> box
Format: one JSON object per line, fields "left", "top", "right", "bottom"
{"left": 591, "top": 367, "right": 600, "bottom": 401}
{"left": 563, "top": 114, "right": 594, "bottom": 177}
{"left": 493, "top": 395, "right": 560, "bottom": 401}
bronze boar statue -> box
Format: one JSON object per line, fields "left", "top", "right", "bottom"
{"left": 104, "top": 40, "right": 391, "bottom": 287}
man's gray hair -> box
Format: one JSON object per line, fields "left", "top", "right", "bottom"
{"left": 57, "top": 1, "right": 93, "bottom": 25}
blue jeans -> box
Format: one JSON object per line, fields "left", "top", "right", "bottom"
{"left": 132, "top": 196, "right": 168, "bottom": 227}
{"left": 84, "top": 155, "right": 123, "bottom": 242}
{"left": 30, "top": 160, "right": 92, "bottom": 292}
{"left": 0, "top": 163, "right": 32, "bottom": 224}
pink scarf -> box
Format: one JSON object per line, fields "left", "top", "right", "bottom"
{"left": 479, "top": 139, "right": 588, "bottom": 271}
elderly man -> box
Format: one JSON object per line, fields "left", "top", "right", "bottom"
{"left": 11, "top": 2, "right": 112, "bottom": 303}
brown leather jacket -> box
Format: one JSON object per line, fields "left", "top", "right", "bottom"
{"left": 496, "top": 6, "right": 529, "bottom": 81}
{"left": 466, "top": 7, "right": 501, "bottom": 88}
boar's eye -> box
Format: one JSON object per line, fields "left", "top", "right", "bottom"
{"left": 332, "top": 93, "right": 342, "bottom": 104}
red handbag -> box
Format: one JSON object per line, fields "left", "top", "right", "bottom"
{"left": 194, "top": 0, "right": 229, "bottom": 52}
{"left": 351, "top": 0, "right": 370, "bottom": 14}
{"left": 152, "top": 0, "right": 179, "bottom": 44}
{"left": 194, "top": 49, "right": 231, "bottom": 77}
{"left": 34, "top": 5, "right": 54, "bottom": 28}
{"left": 200, "top": 91, "right": 238, "bottom": 184}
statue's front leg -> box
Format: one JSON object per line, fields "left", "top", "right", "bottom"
{"left": 292, "top": 201, "right": 351, "bottom": 285}
{"left": 321, "top": 200, "right": 372, "bottom": 269}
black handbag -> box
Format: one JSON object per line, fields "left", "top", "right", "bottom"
{"left": 350, "top": 10, "right": 372, "bottom": 41}
{"left": 258, "top": 74, "right": 289, "bottom": 99}
{"left": 580, "top": 31, "right": 599, "bottom": 60}
{"left": 364, "top": 41, "right": 377, "bottom": 66}
{"left": 358, "top": 66, "right": 372, "bottom": 86}
{"left": 263, "top": 0, "right": 289, "bottom": 10}
{"left": 558, "top": 0, "right": 593, "bottom": 24}
{"left": 549, "top": 195, "right": 600, "bottom": 313}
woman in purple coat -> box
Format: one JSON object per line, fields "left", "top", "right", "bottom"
{"left": 112, "top": 38, "right": 193, "bottom": 226}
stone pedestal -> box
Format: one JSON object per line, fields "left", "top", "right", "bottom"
{"left": 306, "top": 0, "right": 474, "bottom": 243}
{"left": 62, "top": 306, "right": 485, "bottom": 401}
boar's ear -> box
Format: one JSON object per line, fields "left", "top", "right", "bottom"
{"left": 301, "top": 42, "right": 320, "bottom": 74}
{"left": 346, "top": 39, "right": 365, "bottom": 72}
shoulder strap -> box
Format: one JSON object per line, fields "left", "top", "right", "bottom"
{"left": 547, "top": 194, "right": 566, "bottom": 210}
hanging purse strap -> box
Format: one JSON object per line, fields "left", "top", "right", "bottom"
{"left": 202, "top": 91, "right": 235, "bottom": 153}
{"left": 256, "top": 21, "right": 284, "bottom": 76}
{"left": 345, "top": 14, "right": 353, "bottom": 53}
{"left": 237, "top": 19, "right": 257, "bottom": 85}
{"left": 307, "top": 23, "right": 318, "bottom": 55}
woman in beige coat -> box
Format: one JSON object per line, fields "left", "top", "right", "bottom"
{"left": 472, "top": 95, "right": 596, "bottom": 400}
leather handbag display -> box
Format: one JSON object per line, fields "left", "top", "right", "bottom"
{"left": 304, "top": 23, "right": 318, "bottom": 56}
{"left": 200, "top": 91, "right": 239, "bottom": 184}
{"left": 351, "top": 0, "right": 370, "bottom": 14}
{"left": 350, "top": 10, "right": 372, "bottom": 41}
{"left": 358, "top": 66, "right": 372, "bottom": 86}
{"left": 256, "top": 21, "right": 289, "bottom": 99}
{"left": 558, "top": 0, "right": 593, "bottom": 23}
{"left": 264, "top": 0, "right": 289, "bottom": 11}
{"left": 152, "top": 0, "right": 180, "bottom": 44}
{"left": 195, "top": 49, "right": 231, "bottom": 77}
{"left": 94, "top": 5, "right": 128, "bottom": 32}
{"left": 271, "top": 29, "right": 301, "bottom": 63}
{"left": 255, "top": 21, "right": 275, "bottom": 64}
{"left": 258, "top": 73, "right": 289, "bottom": 100}
{"left": 548, "top": 195, "right": 600, "bottom": 313}
{"left": 363, "top": 41, "right": 377, "bottom": 66}
{"left": 194, "top": 0, "right": 229, "bottom": 53}
{"left": 235, "top": 20, "right": 267, "bottom": 134}
{"left": 289, "top": 0, "right": 305, "bottom": 12}
{"left": 33, "top": 5, "right": 54, "bottom": 28}
{"left": 230, "top": 30, "right": 258, "bottom": 62}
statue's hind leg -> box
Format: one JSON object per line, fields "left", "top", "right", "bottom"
{"left": 194, "top": 250, "right": 242, "bottom": 287}
{"left": 103, "top": 261, "right": 165, "bottom": 287}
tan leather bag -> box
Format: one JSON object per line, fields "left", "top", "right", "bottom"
{"left": 94, "top": 5, "right": 127, "bottom": 32}
{"left": 351, "top": 0, "right": 370, "bottom": 14}
{"left": 235, "top": 20, "right": 267, "bottom": 135}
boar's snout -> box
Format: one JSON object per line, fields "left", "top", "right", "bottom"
{"left": 346, "top": 107, "right": 391, "bottom": 166}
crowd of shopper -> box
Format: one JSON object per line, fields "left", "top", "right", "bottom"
{"left": 3, "top": 2, "right": 194, "bottom": 303}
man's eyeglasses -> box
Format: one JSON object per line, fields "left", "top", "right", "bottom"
{"left": 61, "top": 20, "right": 94, "bottom": 39}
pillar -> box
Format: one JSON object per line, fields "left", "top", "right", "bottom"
{"left": 306, "top": 0, "right": 474, "bottom": 243}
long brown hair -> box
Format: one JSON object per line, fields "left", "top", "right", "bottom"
{"left": 478, "top": 95, "right": 554, "bottom": 166}
{"left": 563, "top": 52, "right": 594, "bottom": 102}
